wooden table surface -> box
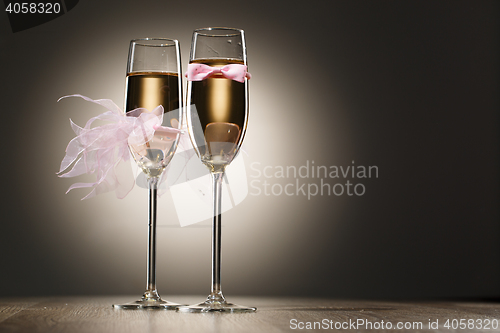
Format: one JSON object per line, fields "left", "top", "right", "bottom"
{"left": 1, "top": 296, "right": 499, "bottom": 332}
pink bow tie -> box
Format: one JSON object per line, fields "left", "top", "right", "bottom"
{"left": 185, "top": 63, "right": 251, "bottom": 83}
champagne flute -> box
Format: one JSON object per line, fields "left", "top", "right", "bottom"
{"left": 179, "top": 27, "right": 256, "bottom": 312}
{"left": 113, "top": 38, "right": 182, "bottom": 310}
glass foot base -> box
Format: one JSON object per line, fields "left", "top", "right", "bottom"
{"left": 113, "top": 299, "right": 181, "bottom": 310}
{"left": 178, "top": 300, "right": 256, "bottom": 313}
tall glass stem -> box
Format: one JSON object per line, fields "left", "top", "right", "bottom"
{"left": 113, "top": 174, "right": 181, "bottom": 309}
{"left": 144, "top": 176, "right": 160, "bottom": 301}
{"left": 209, "top": 171, "right": 225, "bottom": 303}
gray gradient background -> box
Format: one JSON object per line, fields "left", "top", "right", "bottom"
{"left": 0, "top": 0, "right": 498, "bottom": 299}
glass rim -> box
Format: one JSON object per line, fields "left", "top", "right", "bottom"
{"left": 130, "top": 38, "right": 179, "bottom": 47}
{"left": 193, "top": 27, "right": 243, "bottom": 37}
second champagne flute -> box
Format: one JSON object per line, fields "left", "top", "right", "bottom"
{"left": 179, "top": 27, "right": 256, "bottom": 313}
{"left": 113, "top": 38, "right": 182, "bottom": 310}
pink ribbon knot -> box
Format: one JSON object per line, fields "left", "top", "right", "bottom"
{"left": 185, "top": 63, "right": 251, "bottom": 83}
